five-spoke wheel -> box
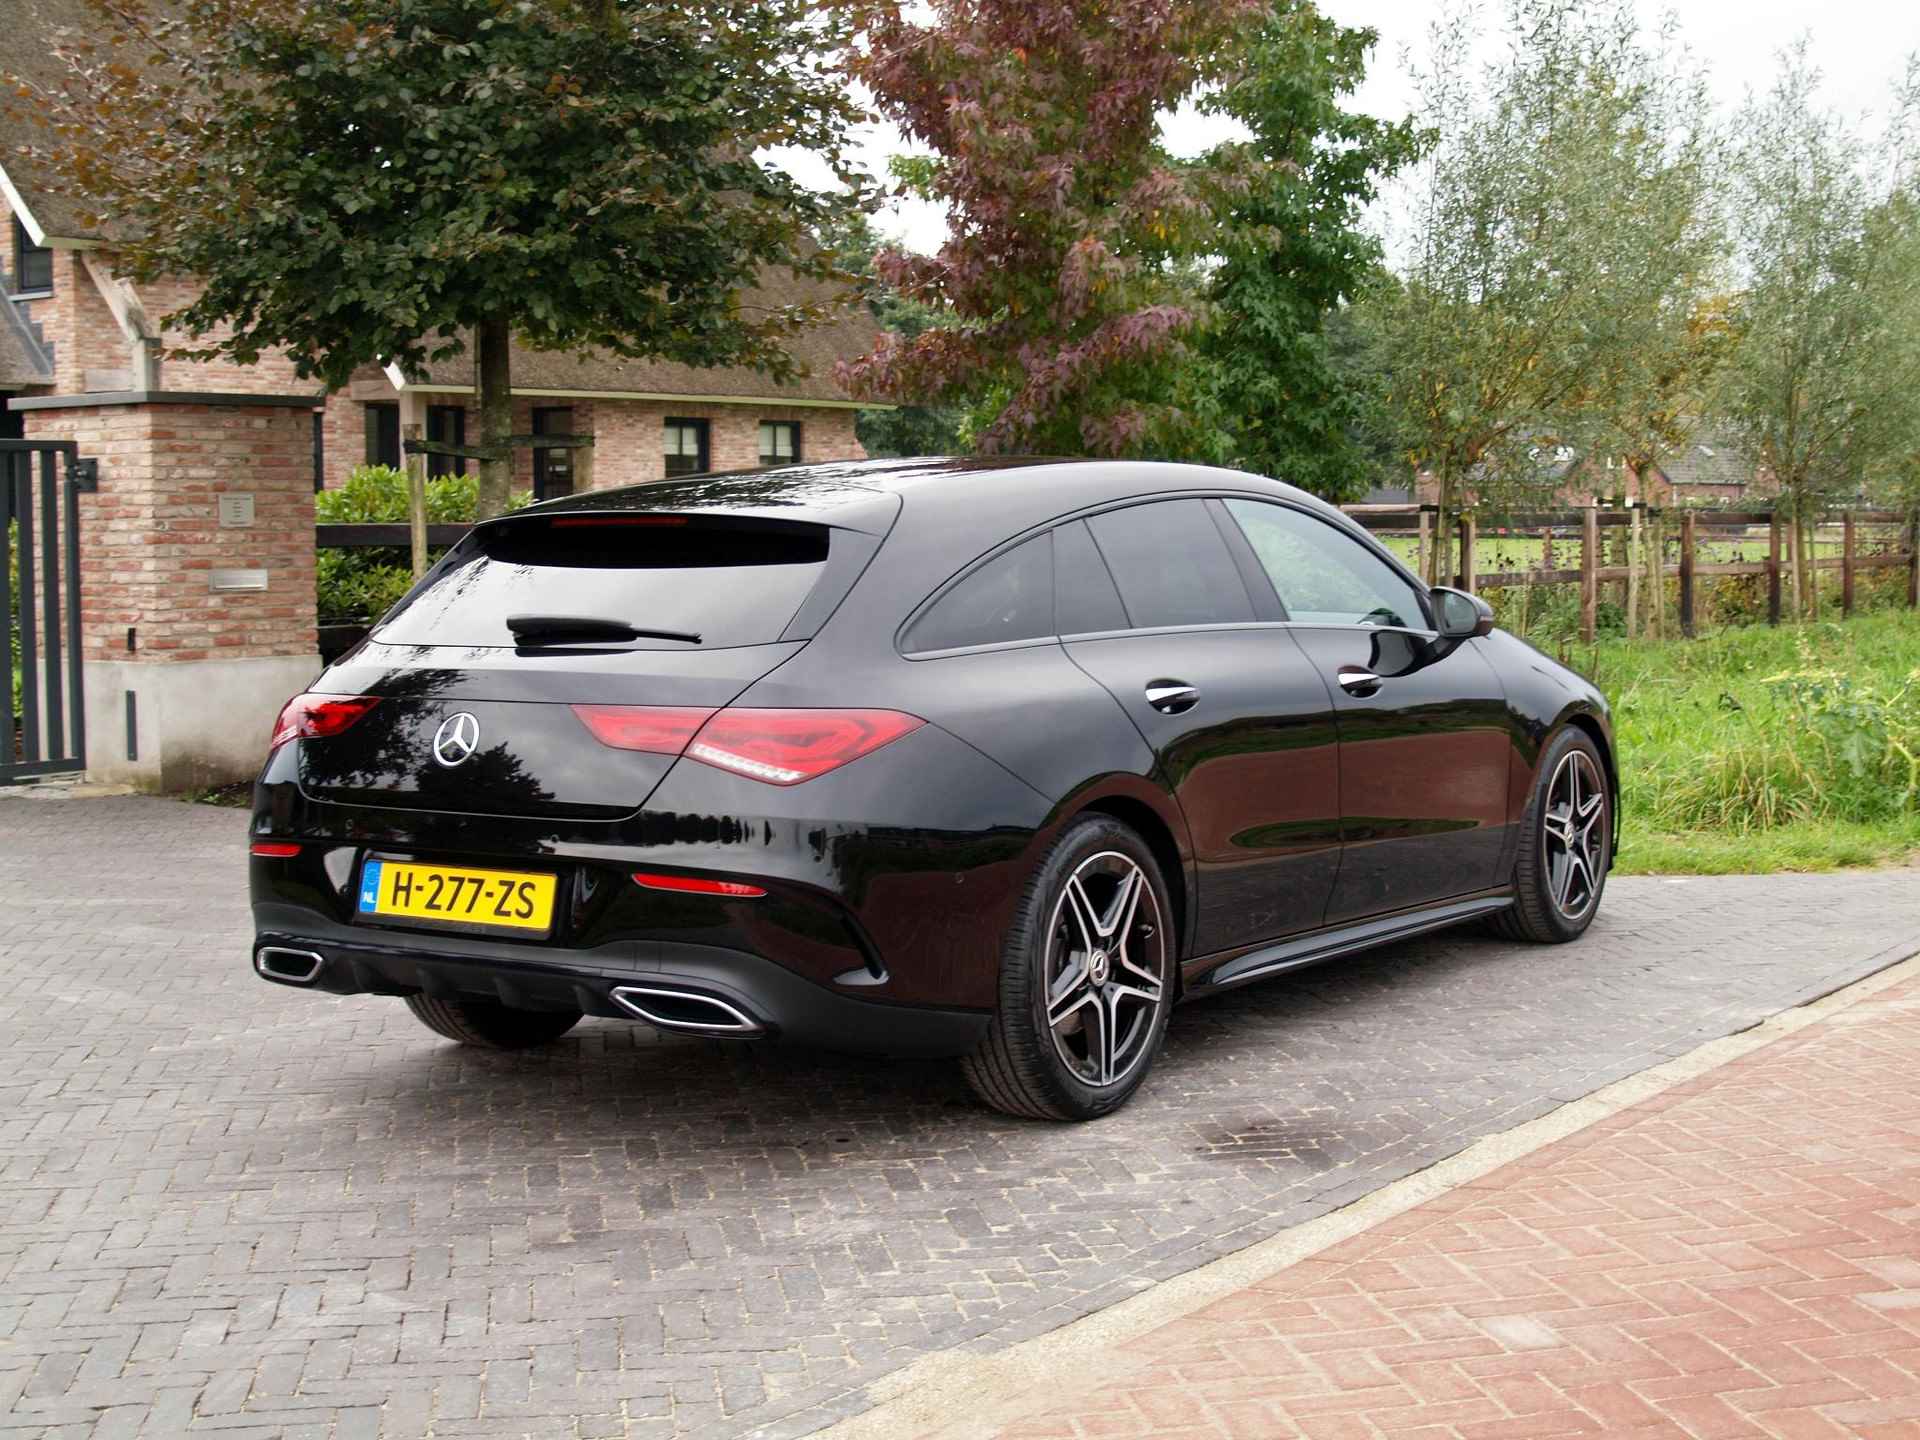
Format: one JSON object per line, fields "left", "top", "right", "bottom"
{"left": 965, "top": 816, "right": 1175, "bottom": 1119}
{"left": 1492, "top": 725, "right": 1612, "bottom": 943}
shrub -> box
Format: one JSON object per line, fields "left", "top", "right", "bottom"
{"left": 315, "top": 466, "right": 530, "bottom": 624}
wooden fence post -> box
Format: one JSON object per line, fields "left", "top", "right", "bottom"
{"left": 1580, "top": 506, "right": 1599, "bottom": 645}
{"left": 1626, "top": 508, "right": 1641, "bottom": 639}
{"left": 1841, "top": 511, "right": 1856, "bottom": 618}
{"left": 1767, "top": 511, "right": 1783, "bottom": 626}
{"left": 1678, "top": 510, "right": 1697, "bottom": 639}
{"left": 1457, "top": 514, "right": 1476, "bottom": 592}
{"left": 1910, "top": 513, "right": 1919, "bottom": 611}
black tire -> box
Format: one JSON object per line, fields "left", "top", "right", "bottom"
{"left": 403, "top": 994, "right": 582, "bottom": 1049}
{"left": 1490, "top": 725, "right": 1612, "bottom": 944}
{"left": 963, "top": 815, "right": 1175, "bottom": 1120}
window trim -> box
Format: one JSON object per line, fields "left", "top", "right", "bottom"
{"left": 896, "top": 489, "right": 1441, "bottom": 661}
{"left": 758, "top": 419, "right": 801, "bottom": 468}
{"left": 663, "top": 416, "right": 711, "bottom": 477}
{"left": 11, "top": 218, "right": 52, "bottom": 296}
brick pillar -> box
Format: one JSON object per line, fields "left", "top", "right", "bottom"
{"left": 15, "top": 394, "right": 319, "bottom": 789}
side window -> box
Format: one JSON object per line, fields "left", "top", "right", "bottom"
{"left": 1054, "top": 520, "right": 1128, "bottom": 635}
{"left": 1086, "top": 500, "right": 1254, "bottom": 629}
{"left": 1224, "top": 499, "right": 1427, "bottom": 629}
{"left": 904, "top": 533, "right": 1055, "bottom": 653}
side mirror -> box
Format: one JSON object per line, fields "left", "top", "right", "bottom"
{"left": 1431, "top": 585, "right": 1495, "bottom": 640}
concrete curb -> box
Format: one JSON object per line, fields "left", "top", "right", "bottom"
{"left": 809, "top": 948, "right": 1920, "bottom": 1440}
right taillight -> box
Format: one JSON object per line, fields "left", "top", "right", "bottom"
{"left": 269, "top": 693, "right": 380, "bottom": 751}
{"left": 572, "top": 704, "right": 924, "bottom": 785}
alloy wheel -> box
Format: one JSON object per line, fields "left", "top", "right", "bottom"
{"left": 1044, "top": 851, "right": 1167, "bottom": 1088}
{"left": 1541, "top": 748, "right": 1606, "bottom": 921}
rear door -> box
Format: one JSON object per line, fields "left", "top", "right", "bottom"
{"left": 1221, "top": 499, "right": 1511, "bottom": 922}
{"left": 303, "top": 510, "right": 875, "bottom": 819}
{"left": 1058, "top": 501, "right": 1342, "bottom": 955}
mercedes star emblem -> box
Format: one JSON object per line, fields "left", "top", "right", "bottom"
{"left": 432, "top": 712, "right": 482, "bottom": 768}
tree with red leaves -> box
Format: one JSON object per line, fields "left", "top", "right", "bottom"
{"left": 839, "top": 0, "right": 1269, "bottom": 457}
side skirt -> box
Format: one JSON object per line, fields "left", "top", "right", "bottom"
{"left": 1180, "top": 890, "right": 1515, "bottom": 997}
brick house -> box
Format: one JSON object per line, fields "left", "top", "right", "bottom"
{"left": 0, "top": 6, "right": 882, "bottom": 788}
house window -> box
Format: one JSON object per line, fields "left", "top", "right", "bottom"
{"left": 759, "top": 421, "right": 800, "bottom": 468}
{"left": 426, "top": 404, "right": 467, "bottom": 478}
{"left": 532, "top": 406, "right": 575, "bottom": 499}
{"left": 11, "top": 220, "right": 51, "bottom": 294}
{"left": 664, "top": 418, "right": 710, "bottom": 477}
{"left": 364, "top": 402, "right": 400, "bottom": 470}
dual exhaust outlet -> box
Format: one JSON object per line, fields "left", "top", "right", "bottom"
{"left": 253, "top": 945, "right": 764, "bottom": 1037}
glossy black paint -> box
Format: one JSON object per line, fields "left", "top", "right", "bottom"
{"left": 252, "top": 458, "right": 1615, "bottom": 1056}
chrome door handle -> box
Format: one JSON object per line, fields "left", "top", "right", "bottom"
{"left": 1145, "top": 681, "right": 1200, "bottom": 715}
{"left": 1337, "top": 667, "right": 1383, "bottom": 696}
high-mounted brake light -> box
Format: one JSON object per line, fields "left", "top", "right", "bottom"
{"left": 551, "top": 515, "right": 689, "bottom": 528}
{"left": 268, "top": 693, "right": 381, "bottom": 751}
{"left": 632, "top": 871, "right": 766, "bottom": 898}
{"left": 571, "top": 705, "right": 715, "bottom": 754}
{"left": 250, "top": 841, "right": 302, "bottom": 858}
{"left": 572, "top": 705, "right": 925, "bottom": 786}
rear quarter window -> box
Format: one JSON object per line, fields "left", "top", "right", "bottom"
{"left": 375, "top": 514, "right": 835, "bottom": 649}
{"left": 903, "top": 533, "right": 1055, "bottom": 653}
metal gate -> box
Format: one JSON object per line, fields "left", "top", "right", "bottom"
{"left": 2, "top": 439, "right": 97, "bottom": 784}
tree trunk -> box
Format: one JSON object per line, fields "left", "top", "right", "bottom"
{"left": 1431, "top": 470, "right": 1456, "bottom": 586}
{"left": 476, "top": 315, "right": 514, "bottom": 518}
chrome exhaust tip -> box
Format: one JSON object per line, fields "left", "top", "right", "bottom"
{"left": 255, "top": 946, "right": 326, "bottom": 985}
{"left": 609, "top": 985, "right": 765, "bottom": 1036}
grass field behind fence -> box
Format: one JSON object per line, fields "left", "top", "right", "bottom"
{"left": 1551, "top": 611, "right": 1920, "bottom": 874}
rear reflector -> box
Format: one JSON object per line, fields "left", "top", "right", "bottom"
{"left": 250, "top": 841, "right": 302, "bottom": 858}
{"left": 269, "top": 693, "right": 381, "bottom": 751}
{"left": 632, "top": 871, "right": 766, "bottom": 898}
{"left": 571, "top": 705, "right": 716, "bottom": 754}
{"left": 573, "top": 704, "right": 925, "bottom": 785}
{"left": 686, "top": 709, "right": 925, "bottom": 786}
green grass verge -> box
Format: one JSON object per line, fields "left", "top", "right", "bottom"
{"left": 1557, "top": 611, "right": 1920, "bottom": 874}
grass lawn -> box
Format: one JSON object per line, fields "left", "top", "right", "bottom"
{"left": 1551, "top": 610, "right": 1920, "bottom": 874}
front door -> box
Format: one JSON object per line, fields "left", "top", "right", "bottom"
{"left": 1058, "top": 503, "right": 1342, "bottom": 956}
{"left": 1220, "top": 499, "right": 1512, "bottom": 922}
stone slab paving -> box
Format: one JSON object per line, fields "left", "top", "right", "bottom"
{"left": 1, "top": 795, "right": 1918, "bottom": 1440}
{"left": 986, "top": 965, "right": 1920, "bottom": 1440}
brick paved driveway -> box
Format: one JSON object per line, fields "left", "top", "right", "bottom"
{"left": 2, "top": 796, "right": 1917, "bottom": 1440}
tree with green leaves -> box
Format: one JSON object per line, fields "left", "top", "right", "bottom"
{"left": 1370, "top": 0, "right": 1721, "bottom": 579}
{"left": 1191, "top": 3, "right": 1424, "bottom": 500}
{"left": 1716, "top": 51, "right": 1920, "bottom": 612}
{"left": 8, "top": 0, "right": 865, "bottom": 515}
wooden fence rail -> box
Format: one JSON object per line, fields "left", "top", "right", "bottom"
{"left": 1339, "top": 505, "right": 1920, "bottom": 644}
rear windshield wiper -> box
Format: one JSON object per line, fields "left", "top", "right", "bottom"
{"left": 505, "top": 614, "right": 702, "bottom": 646}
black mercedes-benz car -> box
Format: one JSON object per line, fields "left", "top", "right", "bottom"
{"left": 251, "top": 458, "right": 1614, "bottom": 1119}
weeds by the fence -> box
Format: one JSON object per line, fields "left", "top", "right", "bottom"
{"left": 1572, "top": 612, "right": 1920, "bottom": 873}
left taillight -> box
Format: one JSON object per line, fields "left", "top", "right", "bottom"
{"left": 268, "top": 693, "right": 381, "bottom": 752}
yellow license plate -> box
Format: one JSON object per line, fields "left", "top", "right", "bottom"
{"left": 356, "top": 860, "right": 557, "bottom": 934}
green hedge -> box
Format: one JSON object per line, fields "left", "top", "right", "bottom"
{"left": 316, "top": 466, "right": 529, "bottom": 625}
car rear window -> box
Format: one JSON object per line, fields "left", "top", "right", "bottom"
{"left": 374, "top": 514, "right": 834, "bottom": 649}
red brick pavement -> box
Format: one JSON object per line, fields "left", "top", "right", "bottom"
{"left": 993, "top": 971, "right": 1920, "bottom": 1440}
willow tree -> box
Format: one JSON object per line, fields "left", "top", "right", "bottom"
{"left": 7, "top": 0, "right": 864, "bottom": 515}
{"left": 1716, "top": 51, "right": 1920, "bottom": 613}
{"left": 1373, "top": 0, "right": 1720, "bottom": 580}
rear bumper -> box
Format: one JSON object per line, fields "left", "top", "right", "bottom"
{"left": 251, "top": 906, "right": 990, "bottom": 1060}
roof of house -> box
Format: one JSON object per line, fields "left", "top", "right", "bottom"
{"left": 0, "top": 297, "right": 54, "bottom": 387}
{"left": 0, "top": 0, "right": 104, "bottom": 243}
{"left": 401, "top": 281, "right": 880, "bottom": 406}
{"left": 1659, "top": 426, "right": 1756, "bottom": 489}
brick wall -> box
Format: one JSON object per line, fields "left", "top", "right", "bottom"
{"left": 318, "top": 386, "right": 865, "bottom": 492}
{"left": 23, "top": 401, "right": 316, "bottom": 662}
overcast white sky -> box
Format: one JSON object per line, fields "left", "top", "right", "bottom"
{"left": 855, "top": 0, "right": 1920, "bottom": 255}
